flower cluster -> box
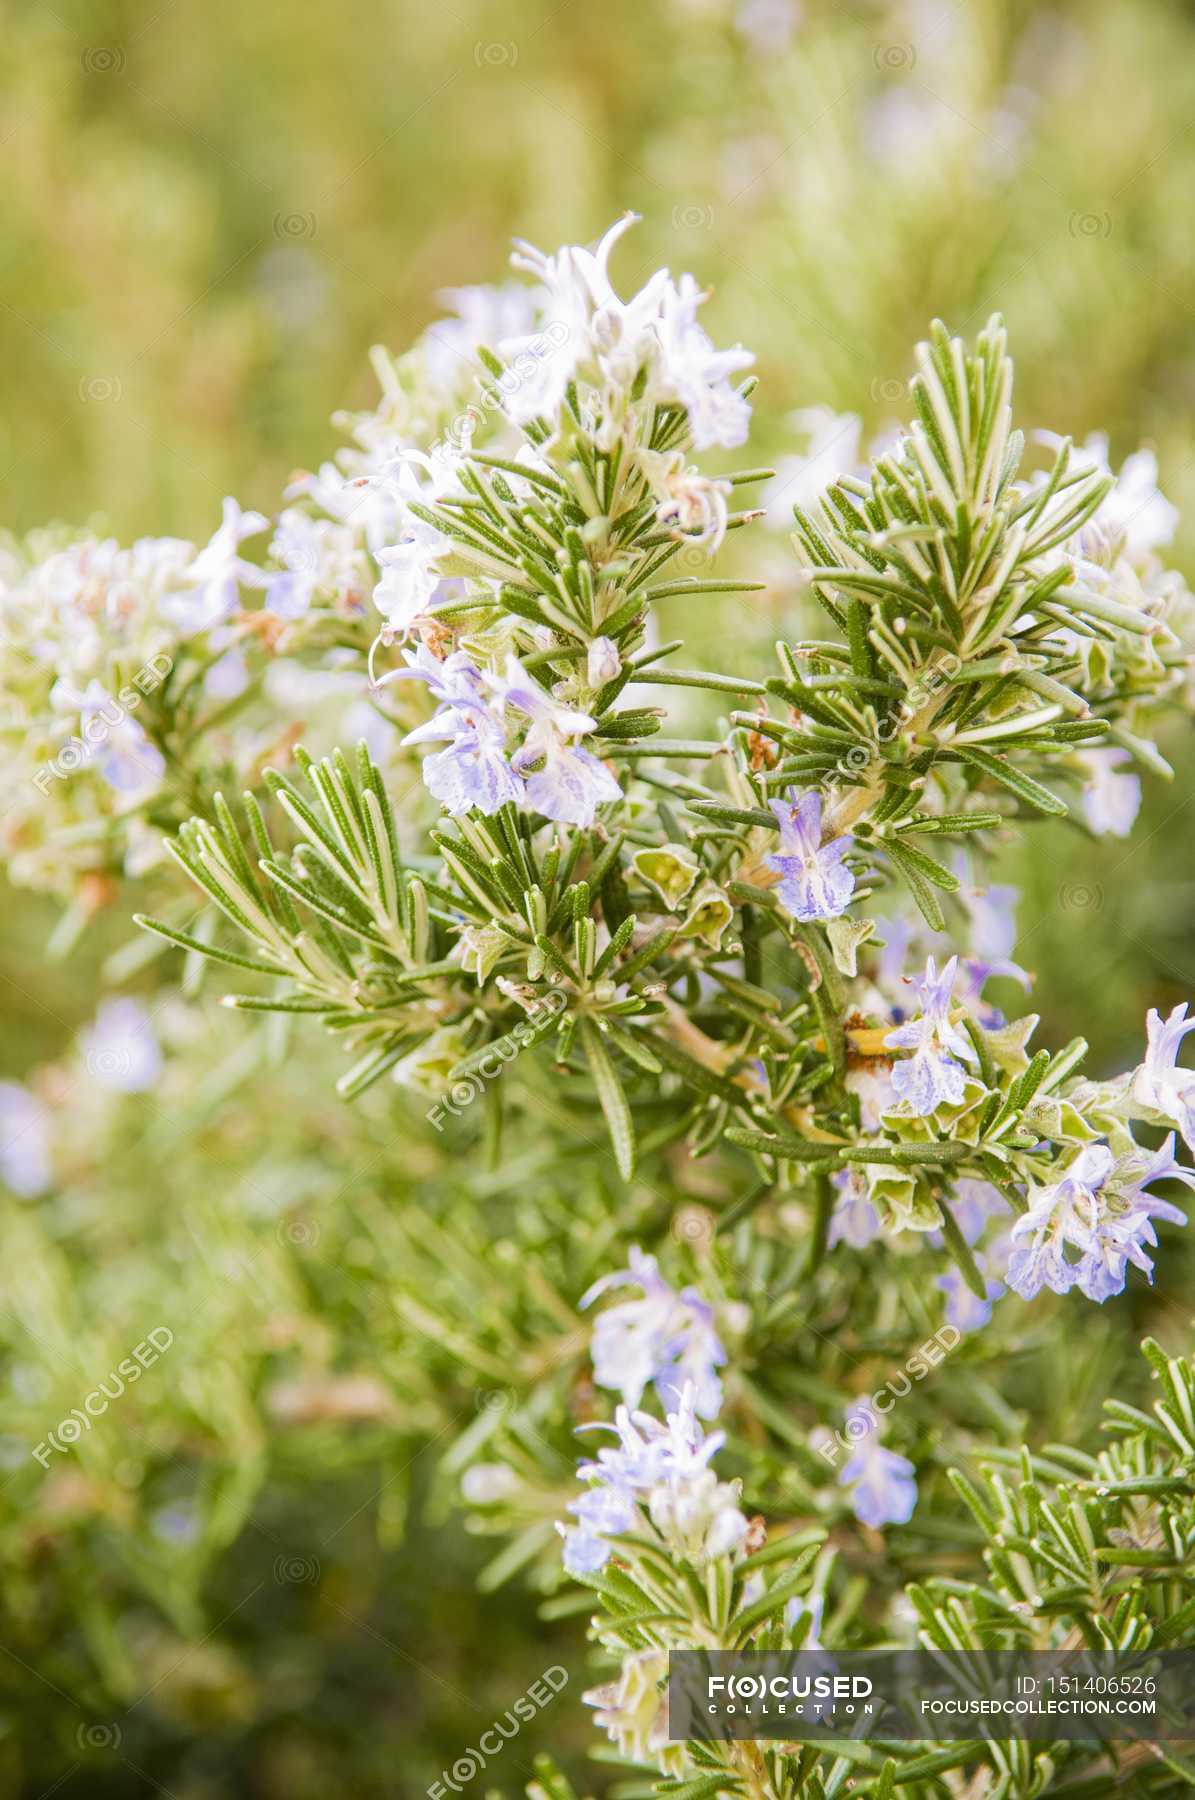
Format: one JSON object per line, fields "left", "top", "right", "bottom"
{"left": 385, "top": 645, "right": 620, "bottom": 825}
{"left": 1008, "top": 1134, "right": 1192, "bottom": 1302}
{"left": 558, "top": 1384, "right": 747, "bottom": 1577}
{"left": 103, "top": 270, "right": 1195, "bottom": 1350}
{"left": 0, "top": 502, "right": 278, "bottom": 896}
{"left": 506, "top": 214, "right": 754, "bottom": 449}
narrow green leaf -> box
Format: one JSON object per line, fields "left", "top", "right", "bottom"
{"left": 958, "top": 746, "right": 1068, "bottom": 816}
{"left": 580, "top": 1016, "right": 637, "bottom": 1181}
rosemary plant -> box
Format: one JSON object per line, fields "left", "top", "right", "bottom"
{"left": 4, "top": 218, "right": 1194, "bottom": 1796}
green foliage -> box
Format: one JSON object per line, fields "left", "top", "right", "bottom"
{"left": 5, "top": 6, "right": 1195, "bottom": 1797}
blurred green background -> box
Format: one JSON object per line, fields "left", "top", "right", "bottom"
{"left": 3, "top": 0, "right": 1195, "bottom": 1793}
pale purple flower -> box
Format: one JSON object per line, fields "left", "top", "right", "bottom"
{"left": 952, "top": 855, "right": 1031, "bottom": 992}
{"left": 391, "top": 645, "right": 522, "bottom": 817}
{"left": 80, "top": 998, "right": 162, "bottom": 1093}
{"left": 1119, "top": 1133, "right": 1195, "bottom": 1219}
{"left": 561, "top": 1480, "right": 638, "bottom": 1576}
{"left": 422, "top": 713, "right": 521, "bottom": 817}
{"left": 1076, "top": 1134, "right": 1192, "bottom": 1301}
{"left": 936, "top": 1261, "right": 1004, "bottom": 1331}
{"left": 941, "top": 1178, "right": 1007, "bottom": 1248}
{"left": 1079, "top": 748, "right": 1141, "bottom": 838}
{"left": 150, "top": 1503, "right": 200, "bottom": 1546}
{"left": 1008, "top": 1145, "right": 1109, "bottom": 1300}
{"left": 1006, "top": 1138, "right": 1189, "bottom": 1303}
{"left": 1132, "top": 1003, "right": 1195, "bottom": 1154}
{"left": 166, "top": 497, "right": 268, "bottom": 635}
{"left": 764, "top": 788, "right": 855, "bottom": 922}
{"left": 499, "top": 655, "right": 621, "bottom": 826}
{"left": 581, "top": 1246, "right": 726, "bottom": 1418}
{"left": 0, "top": 1083, "right": 51, "bottom": 1196}
{"left": 827, "top": 1169, "right": 882, "bottom": 1248}
{"left": 50, "top": 679, "right": 166, "bottom": 795}
{"left": 736, "top": 0, "right": 801, "bottom": 57}
{"left": 202, "top": 645, "right": 250, "bottom": 701}
{"left": 885, "top": 955, "right": 977, "bottom": 1115}
{"left": 840, "top": 1427, "right": 918, "bottom": 1528}
{"left": 264, "top": 512, "right": 319, "bottom": 619}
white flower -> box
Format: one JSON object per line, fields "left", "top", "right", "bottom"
{"left": 1068, "top": 432, "right": 1179, "bottom": 560}
{"left": 1132, "top": 1003, "right": 1195, "bottom": 1154}
{"left": 1077, "top": 747, "right": 1142, "bottom": 837}
{"left": 506, "top": 215, "right": 671, "bottom": 420}
{"left": 651, "top": 272, "right": 754, "bottom": 449}
{"left": 504, "top": 218, "right": 755, "bottom": 449}
{"left": 587, "top": 637, "right": 621, "bottom": 686}
{"left": 287, "top": 460, "right": 400, "bottom": 556}
{"left": 264, "top": 508, "right": 362, "bottom": 619}
{"left": 369, "top": 452, "right": 462, "bottom": 637}
{"left": 165, "top": 498, "right": 268, "bottom": 636}
{"left": 646, "top": 451, "right": 732, "bottom": 551}
{"left": 647, "top": 1465, "right": 748, "bottom": 1561}
{"left": 844, "top": 1063, "right": 897, "bottom": 1134}
{"left": 421, "top": 282, "right": 543, "bottom": 389}
{"left": 762, "top": 408, "right": 863, "bottom": 526}
{"left": 460, "top": 1463, "right": 518, "bottom": 1504}
{"left": 585, "top": 1649, "right": 682, "bottom": 1774}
